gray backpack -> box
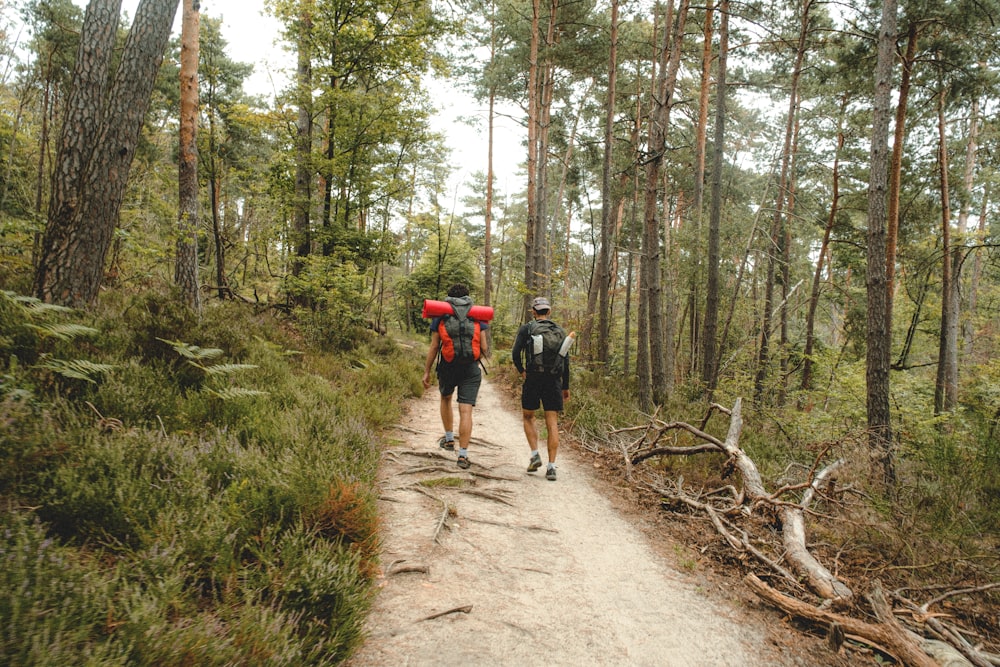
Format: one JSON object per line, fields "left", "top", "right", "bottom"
{"left": 526, "top": 320, "right": 567, "bottom": 375}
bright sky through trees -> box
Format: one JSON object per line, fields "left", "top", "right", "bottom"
{"left": 73, "top": 0, "right": 526, "bottom": 214}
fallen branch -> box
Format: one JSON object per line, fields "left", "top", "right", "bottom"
{"left": 432, "top": 502, "right": 451, "bottom": 544}
{"left": 416, "top": 605, "right": 473, "bottom": 622}
{"left": 745, "top": 574, "right": 937, "bottom": 667}
{"left": 460, "top": 488, "right": 515, "bottom": 506}
{"left": 466, "top": 517, "right": 559, "bottom": 533}
{"left": 386, "top": 561, "right": 430, "bottom": 576}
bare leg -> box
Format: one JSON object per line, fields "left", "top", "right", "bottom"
{"left": 522, "top": 409, "right": 538, "bottom": 451}
{"left": 543, "top": 410, "right": 559, "bottom": 463}
{"left": 440, "top": 394, "right": 454, "bottom": 435}
{"left": 457, "top": 403, "right": 473, "bottom": 449}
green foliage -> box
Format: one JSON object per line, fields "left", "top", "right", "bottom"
{"left": 0, "top": 297, "right": 425, "bottom": 664}
{"left": 0, "top": 513, "right": 131, "bottom": 666}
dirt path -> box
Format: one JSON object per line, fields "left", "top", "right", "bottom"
{"left": 347, "top": 377, "right": 798, "bottom": 666}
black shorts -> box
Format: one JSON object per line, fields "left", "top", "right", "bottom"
{"left": 437, "top": 362, "right": 482, "bottom": 405}
{"left": 521, "top": 373, "right": 563, "bottom": 412}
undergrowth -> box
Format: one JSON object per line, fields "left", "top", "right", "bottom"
{"left": 0, "top": 291, "right": 422, "bottom": 665}
{"left": 562, "top": 362, "right": 1000, "bottom": 655}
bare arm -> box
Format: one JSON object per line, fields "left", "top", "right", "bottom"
{"left": 422, "top": 331, "right": 441, "bottom": 389}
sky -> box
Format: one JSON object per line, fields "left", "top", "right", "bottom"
{"left": 162, "top": 0, "right": 526, "bottom": 214}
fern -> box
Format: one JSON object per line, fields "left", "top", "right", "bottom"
{"left": 2, "top": 291, "right": 75, "bottom": 317}
{"left": 26, "top": 323, "right": 99, "bottom": 341}
{"left": 204, "top": 387, "right": 269, "bottom": 400}
{"left": 157, "top": 338, "right": 224, "bottom": 361}
{"left": 37, "top": 358, "right": 115, "bottom": 383}
{"left": 199, "top": 363, "right": 259, "bottom": 377}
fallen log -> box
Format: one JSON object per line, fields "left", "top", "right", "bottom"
{"left": 745, "top": 574, "right": 937, "bottom": 667}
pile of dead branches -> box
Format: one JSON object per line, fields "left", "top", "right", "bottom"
{"left": 591, "top": 398, "right": 999, "bottom": 667}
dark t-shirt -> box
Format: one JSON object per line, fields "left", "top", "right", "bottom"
{"left": 511, "top": 319, "right": 570, "bottom": 389}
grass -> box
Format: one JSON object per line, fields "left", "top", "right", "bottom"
{"left": 0, "top": 293, "right": 423, "bottom": 665}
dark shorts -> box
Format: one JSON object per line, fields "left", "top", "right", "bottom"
{"left": 521, "top": 373, "right": 563, "bottom": 412}
{"left": 437, "top": 362, "right": 482, "bottom": 405}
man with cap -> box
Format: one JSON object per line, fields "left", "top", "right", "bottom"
{"left": 511, "top": 296, "right": 570, "bottom": 481}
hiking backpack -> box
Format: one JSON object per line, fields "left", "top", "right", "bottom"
{"left": 526, "top": 319, "right": 567, "bottom": 375}
{"left": 437, "top": 297, "right": 482, "bottom": 364}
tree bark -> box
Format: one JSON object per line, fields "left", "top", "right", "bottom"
{"left": 522, "top": 0, "right": 541, "bottom": 317}
{"left": 642, "top": 0, "right": 687, "bottom": 405}
{"left": 802, "top": 96, "right": 846, "bottom": 392}
{"left": 292, "top": 0, "right": 314, "bottom": 283}
{"left": 35, "top": 0, "right": 181, "bottom": 307}
{"left": 701, "top": 0, "right": 726, "bottom": 395}
{"left": 934, "top": 78, "right": 957, "bottom": 414}
{"left": 176, "top": 0, "right": 201, "bottom": 311}
{"left": 746, "top": 575, "right": 937, "bottom": 667}
{"left": 886, "top": 23, "right": 918, "bottom": 338}
{"left": 865, "top": 0, "right": 897, "bottom": 487}
{"left": 754, "top": 0, "right": 810, "bottom": 404}
{"left": 34, "top": 0, "right": 122, "bottom": 304}
{"left": 596, "top": 0, "right": 619, "bottom": 367}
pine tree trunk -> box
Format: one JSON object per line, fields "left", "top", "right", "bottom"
{"left": 522, "top": 0, "right": 541, "bottom": 317}
{"left": 754, "top": 0, "right": 809, "bottom": 404}
{"left": 597, "top": 0, "right": 619, "bottom": 367}
{"left": 175, "top": 0, "right": 201, "bottom": 312}
{"left": 802, "top": 96, "right": 846, "bottom": 392}
{"left": 702, "top": 0, "right": 727, "bottom": 395}
{"left": 35, "top": 0, "right": 180, "bottom": 307}
{"left": 483, "top": 1, "right": 496, "bottom": 307}
{"left": 292, "top": 0, "right": 313, "bottom": 283}
{"left": 934, "top": 81, "right": 957, "bottom": 414}
{"left": 865, "top": 0, "right": 897, "bottom": 487}
{"left": 886, "top": 24, "right": 918, "bottom": 342}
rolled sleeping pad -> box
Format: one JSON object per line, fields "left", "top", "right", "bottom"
{"left": 422, "top": 299, "right": 495, "bottom": 321}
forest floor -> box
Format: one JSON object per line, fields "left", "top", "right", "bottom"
{"left": 347, "top": 376, "right": 854, "bottom": 667}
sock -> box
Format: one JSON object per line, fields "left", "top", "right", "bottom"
{"left": 547, "top": 462, "right": 556, "bottom": 470}
{"left": 445, "top": 431, "right": 455, "bottom": 442}
{"left": 458, "top": 448, "right": 468, "bottom": 457}
{"left": 531, "top": 449, "right": 539, "bottom": 458}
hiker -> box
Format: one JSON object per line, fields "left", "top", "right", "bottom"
{"left": 422, "top": 283, "right": 489, "bottom": 470}
{"left": 511, "top": 296, "right": 571, "bottom": 481}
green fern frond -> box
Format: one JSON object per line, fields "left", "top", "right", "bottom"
{"left": 204, "top": 387, "right": 269, "bottom": 400}
{"left": 26, "top": 323, "right": 99, "bottom": 341}
{"left": 3, "top": 292, "right": 75, "bottom": 316}
{"left": 37, "top": 358, "right": 115, "bottom": 383}
{"left": 157, "top": 338, "right": 224, "bottom": 361}
{"left": 201, "top": 363, "right": 259, "bottom": 377}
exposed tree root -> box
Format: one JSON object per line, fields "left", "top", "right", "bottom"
{"left": 416, "top": 605, "right": 473, "bottom": 622}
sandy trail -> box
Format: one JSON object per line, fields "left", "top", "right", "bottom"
{"left": 347, "top": 376, "right": 794, "bottom": 667}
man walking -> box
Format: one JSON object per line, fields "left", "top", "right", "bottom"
{"left": 422, "top": 284, "right": 489, "bottom": 470}
{"left": 512, "top": 296, "right": 570, "bottom": 481}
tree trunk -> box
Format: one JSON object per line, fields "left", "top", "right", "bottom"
{"left": 687, "top": 3, "right": 714, "bottom": 383}
{"left": 483, "top": 2, "right": 496, "bottom": 307}
{"left": 292, "top": 0, "right": 314, "bottom": 283}
{"left": 958, "top": 98, "right": 978, "bottom": 354}
{"left": 701, "top": 0, "right": 727, "bottom": 395}
{"left": 802, "top": 96, "right": 846, "bottom": 392}
{"left": 35, "top": 0, "right": 181, "bottom": 307}
{"left": 175, "top": 0, "right": 201, "bottom": 312}
{"left": 522, "top": 0, "right": 540, "bottom": 317}
{"left": 754, "top": 0, "right": 810, "bottom": 404}
{"left": 934, "top": 80, "right": 957, "bottom": 415}
{"left": 596, "top": 0, "right": 619, "bottom": 367}
{"left": 865, "top": 0, "right": 897, "bottom": 487}
{"left": 885, "top": 24, "right": 918, "bottom": 340}
{"left": 642, "top": 0, "right": 687, "bottom": 405}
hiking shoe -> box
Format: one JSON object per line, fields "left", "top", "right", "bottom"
{"left": 438, "top": 436, "right": 455, "bottom": 451}
{"left": 527, "top": 452, "right": 542, "bottom": 472}
{"left": 457, "top": 455, "right": 471, "bottom": 470}
{"left": 546, "top": 466, "right": 557, "bottom": 481}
